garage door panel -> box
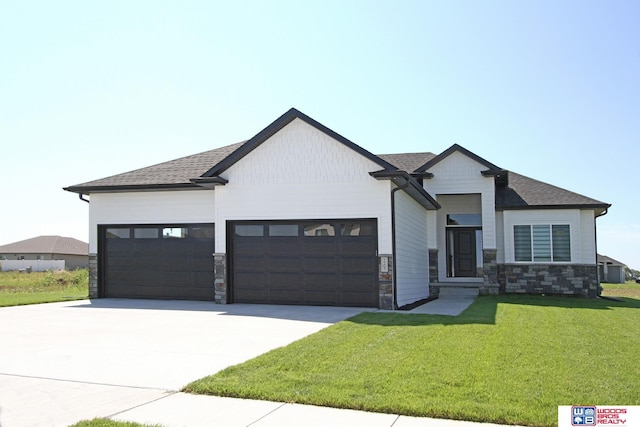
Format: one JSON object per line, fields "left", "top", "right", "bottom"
{"left": 235, "top": 255, "right": 265, "bottom": 270}
{"left": 234, "top": 239, "right": 266, "bottom": 254}
{"left": 268, "top": 272, "right": 303, "bottom": 287}
{"left": 304, "top": 290, "right": 338, "bottom": 304}
{"left": 303, "top": 239, "right": 337, "bottom": 254}
{"left": 268, "top": 290, "right": 303, "bottom": 303}
{"left": 303, "top": 256, "right": 338, "bottom": 271}
{"left": 304, "top": 272, "right": 338, "bottom": 286}
{"left": 268, "top": 239, "right": 301, "bottom": 253}
{"left": 268, "top": 256, "right": 302, "bottom": 270}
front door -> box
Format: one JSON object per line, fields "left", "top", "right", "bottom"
{"left": 448, "top": 228, "right": 478, "bottom": 277}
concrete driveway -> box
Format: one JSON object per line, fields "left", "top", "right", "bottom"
{"left": 0, "top": 299, "right": 369, "bottom": 427}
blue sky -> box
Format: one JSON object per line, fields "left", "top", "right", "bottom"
{"left": 1, "top": 0, "right": 638, "bottom": 269}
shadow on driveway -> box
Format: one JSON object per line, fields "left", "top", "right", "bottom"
{"left": 67, "top": 298, "right": 375, "bottom": 323}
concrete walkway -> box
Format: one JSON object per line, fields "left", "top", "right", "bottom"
{"left": 111, "top": 392, "right": 514, "bottom": 427}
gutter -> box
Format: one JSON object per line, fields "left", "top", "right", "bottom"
{"left": 390, "top": 176, "right": 410, "bottom": 310}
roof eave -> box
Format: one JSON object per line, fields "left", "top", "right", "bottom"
{"left": 370, "top": 170, "right": 441, "bottom": 210}
{"left": 63, "top": 183, "right": 205, "bottom": 194}
{"left": 497, "top": 203, "right": 611, "bottom": 212}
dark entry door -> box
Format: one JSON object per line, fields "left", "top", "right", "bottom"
{"left": 452, "top": 228, "right": 477, "bottom": 277}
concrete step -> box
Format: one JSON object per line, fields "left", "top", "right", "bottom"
{"left": 438, "top": 286, "right": 480, "bottom": 299}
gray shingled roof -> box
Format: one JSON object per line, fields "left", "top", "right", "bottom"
{"left": 378, "top": 152, "right": 437, "bottom": 174}
{"left": 64, "top": 140, "right": 608, "bottom": 210}
{"left": 0, "top": 236, "right": 88, "bottom": 256}
{"left": 495, "top": 171, "right": 608, "bottom": 209}
{"left": 65, "top": 142, "right": 246, "bottom": 191}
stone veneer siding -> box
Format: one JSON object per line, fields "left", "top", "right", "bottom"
{"left": 481, "top": 249, "right": 500, "bottom": 295}
{"left": 428, "top": 249, "right": 439, "bottom": 298}
{"left": 498, "top": 264, "right": 600, "bottom": 298}
{"left": 88, "top": 253, "right": 98, "bottom": 298}
{"left": 378, "top": 254, "right": 393, "bottom": 310}
{"left": 213, "top": 253, "right": 227, "bottom": 304}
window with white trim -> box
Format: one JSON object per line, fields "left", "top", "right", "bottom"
{"left": 514, "top": 224, "right": 571, "bottom": 262}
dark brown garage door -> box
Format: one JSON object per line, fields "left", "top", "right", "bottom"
{"left": 100, "top": 224, "right": 215, "bottom": 300}
{"left": 230, "top": 220, "right": 378, "bottom": 307}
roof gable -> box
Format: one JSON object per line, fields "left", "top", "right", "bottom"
{"left": 201, "top": 108, "right": 397, "bottom": 178}
{"left": 415, "top": 143, "right": 503, "bottom": 173}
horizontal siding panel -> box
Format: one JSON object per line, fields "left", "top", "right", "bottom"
{"left": 395, "top": 191, "right": 429, "bottom": 307}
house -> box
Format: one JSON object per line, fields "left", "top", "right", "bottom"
{"left": 597, "top": 254, "right": 627, "bottom": 284}
{"left": 64, "top": 108, "right": 610, "bottom": 309}
{"left": 0, "top": 236, "right": 89, "bottom": 270}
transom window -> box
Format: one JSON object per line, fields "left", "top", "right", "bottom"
{"left": 447, "top": 214, "right": 482, "bottom": 226}
{"left": 514, "top": 224, "right": 571, "bottom": 262}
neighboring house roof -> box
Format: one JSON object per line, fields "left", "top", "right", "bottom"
{"left": 0, "top": 236, "right": 88, "bottom": 256}
{"left": 63, "top": 108, "right": 610, "bottom": 212}
{"left": 597, "top": 254, "right": 627, "bottom": 267}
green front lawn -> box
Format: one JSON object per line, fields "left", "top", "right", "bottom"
{"left": 0, "top": 269, "right": 88, "bottom": 307}
{"left": 185, "top": 294, "right": 640, "bottom": 427}
{"left": 601, "top": 282, "right": 640, "bottom": 298}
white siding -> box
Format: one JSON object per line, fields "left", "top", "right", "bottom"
{"left": 423, "top": 151, "right": 496, "bottom": 249}
{"left": 502, "top": 209, "right": 596, "bottom": 264}
{"left": 495, "top": 211, "right": 505, "bottom": 263}
{"left": 394, "top": 190, "right": 429, "bottom": 306}
{"left": 579, "top": 210, "right": 597, "bottom": 264}
{"left": 89, "top": 190, "right": 215, "bottom": 252}
{"left": 214, "top": 118, "right": 393, "bottom": 253}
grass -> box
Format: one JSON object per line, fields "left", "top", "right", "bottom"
{"left": 184, "top": 294, "right": 640, "bottom": 427}
{"left": 69, "top": 419, "right": 162, "bottom": 427}
{"left": 0, "top": 269, "right": 89, "bottom": 307}
{"left": 601, "top": 281, "right": 640, "bottom": 298}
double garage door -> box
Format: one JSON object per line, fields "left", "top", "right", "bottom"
{"left": 230, "top": 219, "right": 378, "bottom": 307}
{"left": 101, "top": 224, "right": 215, "bottom": 300}
{"left": 100, "top": 219, "right": 378, "bottom": 307}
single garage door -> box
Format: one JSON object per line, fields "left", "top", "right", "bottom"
{"left": 231, "top": 219, "right": 378, "bottom": 307}
{"left": 100, "top": 224, "right": 215, "bottom": 300}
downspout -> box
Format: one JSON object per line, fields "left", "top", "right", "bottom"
{"left": 594, "top": 207, "right": 609, "bottom": 294}
{"left": 79, "top": 194, "right": 89, "bottom": 203}
{"left": 390, "top": 176, "right": 410, "bottom": 310}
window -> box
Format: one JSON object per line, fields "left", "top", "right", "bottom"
{"left": 235, "top": 224, "right": 264, "bottom": 236}
{"left": 304, "top": 223, "right": 336, "bottom": 236}
{"left": 134, "top": 228, "right": 158, "bottom": 239}
{"left": 163, "top": 227, "right": 188, "bottom": 238}
{"left": 447, "top": 214, "right": 482, "bottom": 226}
{"left": 514, "top": 224, "right": 571, "bottom": 262}
{"left": 269, "top": 224, "right": 299, "bottom": 236}
{"left": 106, "top": 228, "right": 130, "bottom": 239}
{"left": 341, "top": 222, "right": 375, "bottom": 236}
